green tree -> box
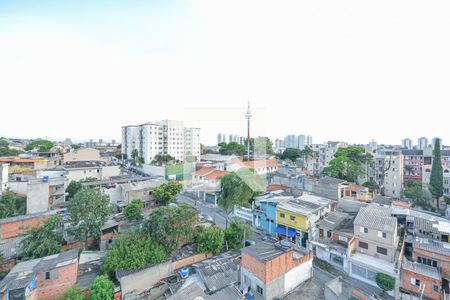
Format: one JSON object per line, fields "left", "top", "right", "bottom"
{"left": 323, "top": 146, "right": 373, "bottom": 183}
{"left": 20, "top": 215, "right": 63, "bottom": 260}
{"left": 71, "top": 144, "right": 82, "bottom": 150}
{"left": 196, "top": 227, "right": 225, "bottom": 255}
{"left": 404, "top": 181, "right": 425, "bottom": 201}
{"left": 152, "top": 154, "right": 175, "bottom": 166}
{"left": 184, "top": 155, "right": 197, "bottom": 163}
{"left": 362, "top": 180, "right": 380, "bottom": 192}
{"left": 0, "top": 138, "right": 23, "bottom": 157}
{"left": 66, "top": 181, "right": 82, "bottom": 200}
{"left": 153, "top": 181, "right": 182, "bottom": 206}
{"left": 376, "top": 273, "right": 395, "bottom": 292}
{"left": 144, "top": 204, "right": 197, "bottom": 253}
{"left": 68, "top": 189, "right": 112, "bottom": 246}
{"left": 24, "top": 139, "right": 54, "bottom": 152}
{"left": 302, "top": 145, "right": 314, "bottom": 160}
{"left": 89, "top": 275, "right": 114, "bottom": 300}
{"left": 251, "top": 137, "right": 274, "bottom": 156}
{"left": 429, "top": 139, "right": 444, "bottom": 211}
{"left": 56, "top": 285, "right": 86, "bottom": 300}
{"left": 218, "top": 142, "right": 246, "bottom": 156}
{"left": 130, "top": 149, "right": 144, "bottom": 166}
{"left": 101, "top": 230, "right": 166, "bottom": 278}
{"left": 280, "top": 148, "right": 302, "bottom": 162}
{"left": 218, "top": 172, "right": 260, "bottom": 228}
{"left": 123, "top": 199, "right": 144, "bottom": 221}
{"left": 225, "top": 220, "right": 252, "bottom": 250}
{"left": 0, "top": 191, "right": 26, "bottom": 219}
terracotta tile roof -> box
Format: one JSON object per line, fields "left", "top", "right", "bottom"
{"left": 231, "top": 158, "right": 280, "bottom": 169}
{"left": 392, "top": 201, "right": 411, "bottom": 208}
{"left": 195, "top": 167, "right": 215, "bottom": 176}
{"left": 0, "top": 157, "right": 46, "bottom": 163}
{"left": 204, "top": 170, "right": 230, "bottom": 180}
{"left": 346, "top": 184, "right": 368, "bottom": 193}
{"left": 266, "top": 184, "right": 290, "bottom": 192}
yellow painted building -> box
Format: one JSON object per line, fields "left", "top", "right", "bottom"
{"left": 276, "top": 207, "right": 309, "bottom": 232}
{"left": 276, "top": 195, "right": 331, "bottom": 233}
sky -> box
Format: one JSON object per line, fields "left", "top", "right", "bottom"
{"left": 0, "top": 0, "right": 449, "bottom": 146}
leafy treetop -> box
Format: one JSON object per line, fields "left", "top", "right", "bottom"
{"left": 25, "top": 139, "right": 54, "bottom": 152}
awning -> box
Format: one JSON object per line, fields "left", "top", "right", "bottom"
{"left": 275, "top": 225, "right": 296, "bottom": 237}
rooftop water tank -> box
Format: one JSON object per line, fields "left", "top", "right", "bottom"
{"left": 179, "top": 267, "right": 189, "bottom": 279}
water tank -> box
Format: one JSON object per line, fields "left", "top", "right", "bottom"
{"left": 280, "top": 240, "right": 291, "bottom": 250}
{"left": 42, "top": 176, "right": 49, "bottom": 183}
{"left": 179, "top": 267, "right": 189, "bottom": 278}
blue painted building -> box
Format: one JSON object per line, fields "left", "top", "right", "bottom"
{"left": 253, "top": 195, "right": 294, "bottom": 236}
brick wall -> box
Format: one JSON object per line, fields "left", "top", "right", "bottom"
{"left": 37, "top": 262, "right": 78, "bottom": 300}
{"left": 241, "top": 252, "right": 266, "bottom": 283}
{"left": 174, "top": 253, "right": 213, "bottom": 269}
{"left": 241, "top": 250, "right": 313, "bottom": 284}
{"left": 401, "top": 268, "right": 441, "bottom": 300}
{"left": 413, "top": 248, "right": 450, "bottom": 279}
{"left": 0, "top": 216, "right": 49, "bottom": 239}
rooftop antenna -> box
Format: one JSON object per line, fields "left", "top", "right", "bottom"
{"left": 245, "top": 101, "right": 252, "bottom": 161}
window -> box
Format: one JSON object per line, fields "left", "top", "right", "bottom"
{"left": 360, "top": 227, "right": 368, "bottom": 233}
{"left": 256, "top": 285, "right": 263, "bottom": 295}
{"left": 433, "top": 285, "right": 439, "bottom": 292}
{"left": 290, "top": 216, "right": 296, "bottom": 221}
{"left": 280, "top": 213, "right": 285, "bottom": 218}
{"left": 418, "top": 256, "right": 437, "bottom": 267}
{"left": 414, "top": 279, "right": 420, "bottom": 286}
{"left": 378, "top": 231, "right": 387, "bottom": 238}
{"left": 358, "top": 241, "right": 368, "bottom": 249}
{"left": 377, "top": 247, "right": 388, "bottom": 255}
{"left": 45, "top": 271, "right": 51, "bottom": 280}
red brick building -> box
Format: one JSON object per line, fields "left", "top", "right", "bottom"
{"left": 401, "top": 260, "right": 442, "bottom": 300}
{"left": 0, "top": 211, "right": 59, "bottom": 240}
{"left": 0, "top": 249, "right": 79, "bottom": 300}
{"left": 240, "top": 241, "right": 313, "bottom": 300}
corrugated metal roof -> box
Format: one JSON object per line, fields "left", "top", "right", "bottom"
{"left": 354, "top": 204, "right": 396, "bottom": 232}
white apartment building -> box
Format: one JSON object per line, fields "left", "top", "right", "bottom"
{"left": 374, "top": 149, "right": 404, "bottom": 198}
{"left": 122, "top": 120, "right": 200, "bottom": 164}
{"left": 305, "top": 141, "right": 348, "bottom": 175}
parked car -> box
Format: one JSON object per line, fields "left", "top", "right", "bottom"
{"left": 200, "top": 213, "right": 214, "bottom": 222}
{"left": 245, "top": 240, "right": 256, "bottom": 247}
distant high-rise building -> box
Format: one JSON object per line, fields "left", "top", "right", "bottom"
{"left": 306, "top": 135, "right": 313, "bottom": 146}
{"left": 284, "top": 135, "right": 298, "bottom": 149}
{"left": 217, "top": 133, "right": 227, "bottom": 145}
{"left": 298, "top": 135, "right": 307, "bottom": 150}
{"left": 63, "top": 138, "right": 72, "bottom": 146}
{"left": 431, "top": 137, "right": 443, "bottom": 150}
{"left": 402, "top": 138, "right": 413, "bottom": 149}
{"left": 417, "top": 137, "right": 428, "bottom": 150}
{"left": 122, "top": 120, "right": 200, "bottom": 164}
{"left": 369, "top": 139, "right": 377, "bottom": 149}
{"left": 275, "top": 138, "right": 284, "bottom": 148}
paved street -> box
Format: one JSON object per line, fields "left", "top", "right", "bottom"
{"left": 176, "top": 193, "right": 266, "bottom": 243}
{"left": 177, "top": 194, "right": 228, "bottom": 228}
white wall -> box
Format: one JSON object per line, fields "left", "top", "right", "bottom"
{"left": 6, "top": 181, "right": 28, "bottom": 195}
{"left": 101, "top": 165, "right": 120, "bottom": 179}
{"left": 284, "top": 259, "right": 313, "bottom": 293}
{"left": 141, "top": 164, "right": 165, "bottom": 177}
{"left": 66, "top": 169, "right": 101, "bottom": 182}
{"left": 27, "top": 180, "right": 49, "bottom": 214}
{"left": 0, "top": 164, "right": 8, "bottom": 192}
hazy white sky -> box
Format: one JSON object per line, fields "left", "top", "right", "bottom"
{"left": 1, "top": 0, "right": 449, "bottom": 146}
